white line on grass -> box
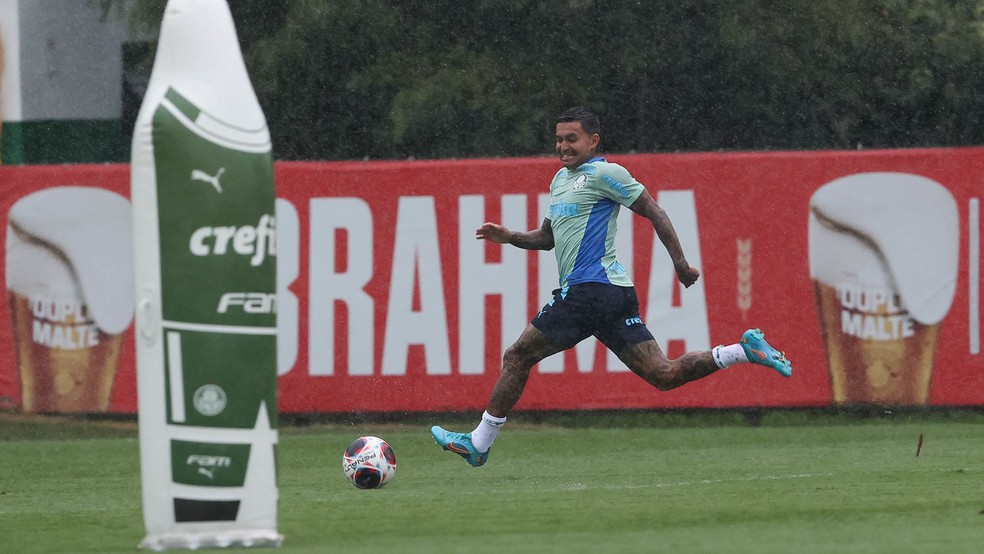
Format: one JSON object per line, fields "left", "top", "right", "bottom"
{"left": 564, "top": 472, "right": 835, "bottom": 492}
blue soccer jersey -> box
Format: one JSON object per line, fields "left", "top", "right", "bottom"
{"left": 546, "top": 157, "right": 645, "bottom": 289}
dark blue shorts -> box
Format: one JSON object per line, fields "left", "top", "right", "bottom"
{"left": 531, "top": 282, "right": 655, "bottom": 354}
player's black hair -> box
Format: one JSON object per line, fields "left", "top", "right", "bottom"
{"left": 556, "top": 106, "right": 601, "bottom": 137}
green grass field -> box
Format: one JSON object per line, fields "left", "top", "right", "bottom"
{"left": 1, "top": 411, "right": 982, "bottom": 553}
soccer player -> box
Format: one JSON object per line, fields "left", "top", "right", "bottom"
{"left": 432, "top": 107, "right": 792, "bottom": 467}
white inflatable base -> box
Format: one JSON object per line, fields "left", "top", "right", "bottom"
{"left": 139, "top": 530, "right": 283, "bottom": 551}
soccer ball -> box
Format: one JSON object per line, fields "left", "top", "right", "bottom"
{"left": 342, "top": 436, "right": 397, "bottom": 489}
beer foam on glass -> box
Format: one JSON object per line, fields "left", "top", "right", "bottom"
{"left": 809, "top": 173, "right": 958, "bottom": 405}
{"left": 5, "top": 187, "right": 133, "bottom": 413}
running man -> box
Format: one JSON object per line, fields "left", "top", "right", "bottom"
{"left": 432, "top": 106, "right": 791, "bottom": 467}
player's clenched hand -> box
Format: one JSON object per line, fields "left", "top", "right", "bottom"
{"left": 676, "top": 264, "right": 700, "bottom": 288}
{"left": 475, "top": 222, "right": 512, "bottom": 244}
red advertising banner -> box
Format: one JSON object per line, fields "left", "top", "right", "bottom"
{"left": 1, "top": 148, "right": 981, "bottom": 413}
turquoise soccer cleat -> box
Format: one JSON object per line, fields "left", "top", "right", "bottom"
{"left": 431, "top": 426, "right": 490, "bottom": 467}
{"left": 740, "top": 328, "right": 792, "bottom": 377}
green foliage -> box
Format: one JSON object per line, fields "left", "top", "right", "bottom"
{"left": 109, "top": 0, "right": 984, "bottom": 160}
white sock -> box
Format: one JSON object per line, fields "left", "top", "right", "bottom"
{"left": 470, "top": 411, "right": 507, "bottom": 452}
{"left": 712, "top": 344, "right": 749, "bottom": 368}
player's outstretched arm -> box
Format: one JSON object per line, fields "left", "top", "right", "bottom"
{"left": 629, "top": 190, "right": 700, "bottom": 287}
{"left": 476, "top": 218, "right": 554, "bottom": 250}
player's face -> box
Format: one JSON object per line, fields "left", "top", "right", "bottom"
{"left": 555, "top": 122, "right": 599, "bottom": 170}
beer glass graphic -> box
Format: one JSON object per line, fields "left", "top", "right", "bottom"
{"left": 809, "top": 173, "right": 958, "bottom": 405}
{"left": 6, "top": 187, "right": 133, "bottom": 413}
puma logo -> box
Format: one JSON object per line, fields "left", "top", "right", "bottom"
{"left": 198, "top": 467, "right": 215, "bottom": 480}
{"left": 190, "top": 167, "right": 225, "bottom": 193}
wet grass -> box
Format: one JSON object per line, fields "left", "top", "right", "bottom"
{"left": 1, "top": 411, "right": 982, "bottom": 553}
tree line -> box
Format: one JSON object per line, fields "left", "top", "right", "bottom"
{"left": 107, "top": 0, "right": 984, "bottom": 161}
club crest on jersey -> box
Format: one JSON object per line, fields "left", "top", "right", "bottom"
{"left": 572, "top": 174, "right": 587, "bottom": 192}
